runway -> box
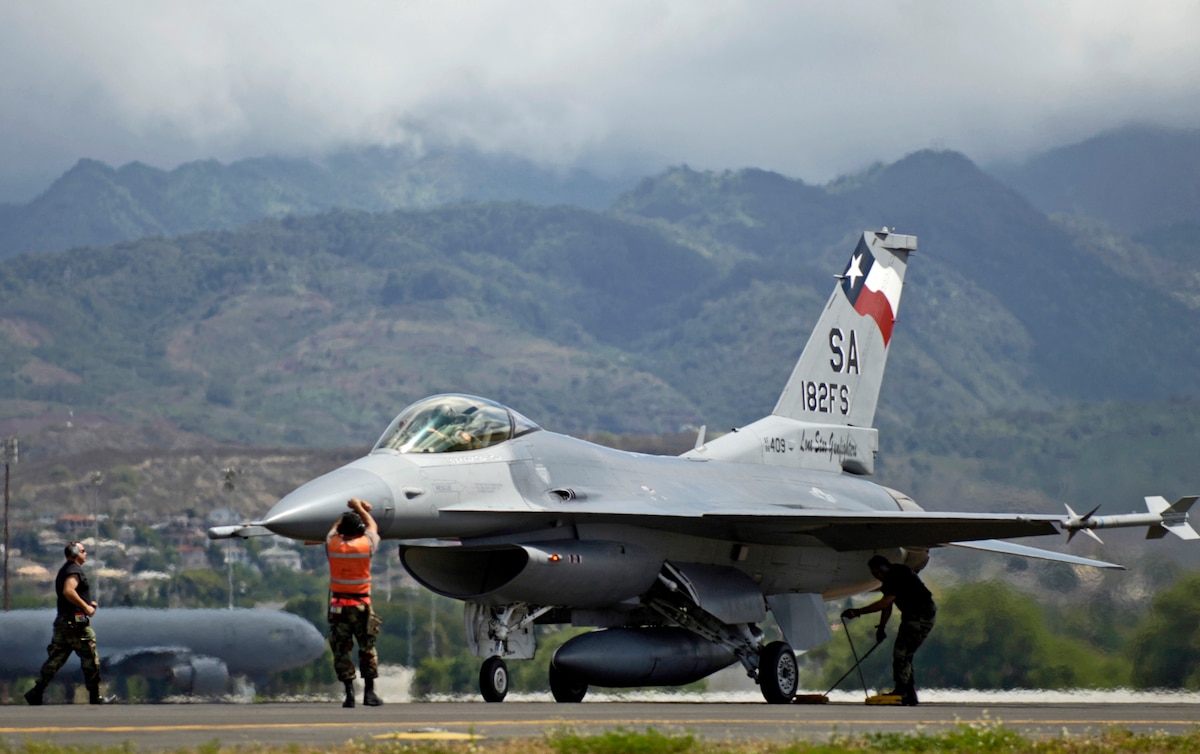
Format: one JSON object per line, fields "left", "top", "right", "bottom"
{"left": 4, "top": 700, "right": 1200, "bottom": 748}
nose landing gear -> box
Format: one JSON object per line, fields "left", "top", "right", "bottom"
{"left": 479, "top": 656, "right": 509, "bottom": 702}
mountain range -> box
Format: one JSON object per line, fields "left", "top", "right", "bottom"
{"left": 1, "top": 125, "right": 1198, "bottom": 539}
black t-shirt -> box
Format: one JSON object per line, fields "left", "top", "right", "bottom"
{"left": 55, "top": 561, "right": 91, "bottom": 620}
{"left": 879, "top": 564, "right": 935, "bottom": 616}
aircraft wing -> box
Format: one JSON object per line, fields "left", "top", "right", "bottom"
{"left": 442, "top": 500, "right": 1068, "bottom": 551}
{"left": 703, "top": 508, "right": 1063, "bottom": 551}
{"left": 944, "top": 538, "right": 1123, "bottom": 569}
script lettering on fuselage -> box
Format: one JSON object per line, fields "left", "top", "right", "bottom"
{"left": 798, "top": 430, "right": 859, "bottom": 461}
{"left": 762, "top": 430, "right": 860, "bottom": 460}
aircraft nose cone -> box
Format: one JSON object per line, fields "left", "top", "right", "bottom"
{"left": 296, "top": 617, "right": 327, "bottom": 663}
{"left": 262, "top": 466, "right": 394, "bottom": 541}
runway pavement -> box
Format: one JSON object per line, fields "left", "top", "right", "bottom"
{"left": 3, "top": 700, "right": 1200, "bottom": 748}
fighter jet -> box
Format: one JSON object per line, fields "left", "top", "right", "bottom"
{"left": 211, "top": 228, "right": 1196, "bottom": 703}
{"left": 0, "top": 607, "right": 325, "bottom": 700}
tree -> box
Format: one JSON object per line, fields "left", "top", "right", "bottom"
{"left": 803, "top": 581, "right": 1125, "bottom": 693}
{"left": 1126, "top": 573, "right": 1200, "bottom": 688}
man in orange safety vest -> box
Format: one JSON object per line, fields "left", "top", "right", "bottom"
{"left": 326, "top": 497, "right": 383, "bottom": 707}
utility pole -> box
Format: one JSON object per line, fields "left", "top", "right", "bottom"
{"left": 89, "top": 470, "right": 103, "bottom": 603}
{"left": 3, "top": 437, "right": 17, "bottom": 611}
{"left": 222, "top": 467, "right": 240, "bottom": 610}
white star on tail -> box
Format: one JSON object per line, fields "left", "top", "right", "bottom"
{"left": 845, "top": 253, "right": 864, "bottom": 288}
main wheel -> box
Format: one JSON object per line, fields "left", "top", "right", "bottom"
{"left": 479, "top": 656, "right": 509, "bottom": 702}
{"left": 548, "top": 662, "right": 588, "bottom": 703}
{"left": 758, "top": 640, "right": 798, "bottom": 704}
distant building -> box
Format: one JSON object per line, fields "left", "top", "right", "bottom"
{"left": 127, "top": 570, "right": 171, "bottom": 598}
{"left": 177, "top": 545, "right": 210, "bottom": 571}
{"left": 258, "top": 545, "right": 303, "bottom": 572}
{"left": 56, "top": 513, "right": 94, "bottom": 534}
{"left": 15, "top": 562, "right": 52, "bottom": 582}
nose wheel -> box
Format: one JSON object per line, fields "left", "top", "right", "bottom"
{"left": 479, "top": 656, "right": 509, "bottom": 702}
{"left": 758, "top": 640, "right": 798, "bottom": 704}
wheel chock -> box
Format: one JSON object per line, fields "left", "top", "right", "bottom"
{"left": 865, "top": 693, "right": 904, "bottom": 705}
{"left": 792, "top": 693, "right": 829, "bottom": 704}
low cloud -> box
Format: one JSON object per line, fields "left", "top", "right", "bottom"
{"left": 2, "top": 1, "right": 1198, "bottom": 201}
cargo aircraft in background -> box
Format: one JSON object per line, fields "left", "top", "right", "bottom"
{"left": 212, "top": 228, "right": 1197, "bottom": 703}
{"left": 0, "top": 607, "right": 325, "bottom": 700}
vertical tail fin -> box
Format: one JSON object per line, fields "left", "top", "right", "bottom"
{"left": 773, "top": 229, "right": 915, "bottom": 428}
{"left": 688, "top": 229, "right": 915, "bottom": 473}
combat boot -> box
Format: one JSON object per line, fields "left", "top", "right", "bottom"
{"left": 342, "top": 679, "right": 355, "bottom": 708}
{"left": 87, "top": 685, "right": 113, "bottom": 705}
{"left": 363, "top": 677, "right": 383, "bottom": 707}
{"left": 24, "top": 683, "right": 45, "bottom": 706}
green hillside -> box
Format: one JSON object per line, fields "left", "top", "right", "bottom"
{"left": 0, "top": 147, "right": 633, "bottom": 258}
{"left": 4, "top": 150, "right": 1199, "bottom": 461}
{"left": 989, "top": 124, "right": 1200, "bottom": 235}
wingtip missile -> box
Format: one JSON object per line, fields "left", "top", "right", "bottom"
{"left": 1063, "top": 504, "right": 1104, "bottom": 543}
{"left": 1061, "top": 496, "right": 1200, "bottom": 542}
{"left": 1146, "top": 495, "right": 1200, "bottom": 541}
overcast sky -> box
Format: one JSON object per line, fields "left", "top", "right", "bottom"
{"left": 2, "top": 1, "right": 1199, "bottom": 202}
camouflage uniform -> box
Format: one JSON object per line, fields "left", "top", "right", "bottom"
{"left": 326, "top": 527, "right": 382, "bottom": 683}
{"left": 38, "top": 619, "right": 102, "bottom": 690}
{"left": 329, "top": 604, "right": 382, "bottom": 682}
{"left": 877, "top": 563, "right": 936, "bottom": 701}
{"left": 892, "top": 608, "right": 936, "bottom": 690}
{"left": 27, "top": 558, "right": 102, "bottom": 703}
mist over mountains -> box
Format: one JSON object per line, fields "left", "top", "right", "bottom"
{"left": 0, "top": 146, "right": 632, "bottom": 260}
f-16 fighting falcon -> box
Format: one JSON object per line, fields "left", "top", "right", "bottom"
{"left": 211, "top": 228, "right": 1197, "bottom": 704}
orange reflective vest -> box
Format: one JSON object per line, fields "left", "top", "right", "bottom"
{"left": 327, "top": 535, "right": 373, "bottom": 604}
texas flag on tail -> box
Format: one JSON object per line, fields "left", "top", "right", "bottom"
{"left": 840, "top": 242, "right": 903, "bottom": 346}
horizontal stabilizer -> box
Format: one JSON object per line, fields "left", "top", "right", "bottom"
{"left": 946, "top": 538, "right": 1124, "bottom": 570}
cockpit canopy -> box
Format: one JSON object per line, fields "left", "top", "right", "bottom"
{"left": 373, "top": 394, "right": 539, "bottom": 454}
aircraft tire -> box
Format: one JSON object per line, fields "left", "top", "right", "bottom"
{"left": 758, "top": 641, "right": 798, "bottom": 704}
{"left": 479, "top": 656, "right": 509, "bottom": 703}
{"left": 548, "top": 662, "right": 588, "bottom": 703}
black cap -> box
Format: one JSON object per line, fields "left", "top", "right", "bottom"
{"left": 337, "top": 511, "right": 366, "bottom": 537}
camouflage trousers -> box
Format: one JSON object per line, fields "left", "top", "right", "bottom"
{"left": 38, "top": 620, "right": 101, "bottom": 690}
{"left": 329, "top": 604, "right": 381, "bottom": 682}
{"left": 892, "top": 609, "right": 936, "bottom": 690}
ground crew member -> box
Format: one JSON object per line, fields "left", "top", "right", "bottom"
{"left": 24, "top": 542, "right": 107, "bottom": 705}
{"left": 841, "top": 554, "right": 936, "bottom": 706}
{"left": 326, "top": 497, "right": 383, "bottom": 707}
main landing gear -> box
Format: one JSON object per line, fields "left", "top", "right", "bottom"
{"left": 758, "top": 640, "right": 799, "bottom": 704}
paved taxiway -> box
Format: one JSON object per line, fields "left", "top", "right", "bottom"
{"left": 4, "top": 702, "right": 1200, "bottom": 748}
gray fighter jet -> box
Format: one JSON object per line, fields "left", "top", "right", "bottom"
{"left": 211, "top": 228, "right": 1196, "bottom": 703}
{"left": 0, "top": 607, "right": 325, "bottom": 700}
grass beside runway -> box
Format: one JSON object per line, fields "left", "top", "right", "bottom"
{"left": 4, "top": 723, "right": 1200, "bottom": 753}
